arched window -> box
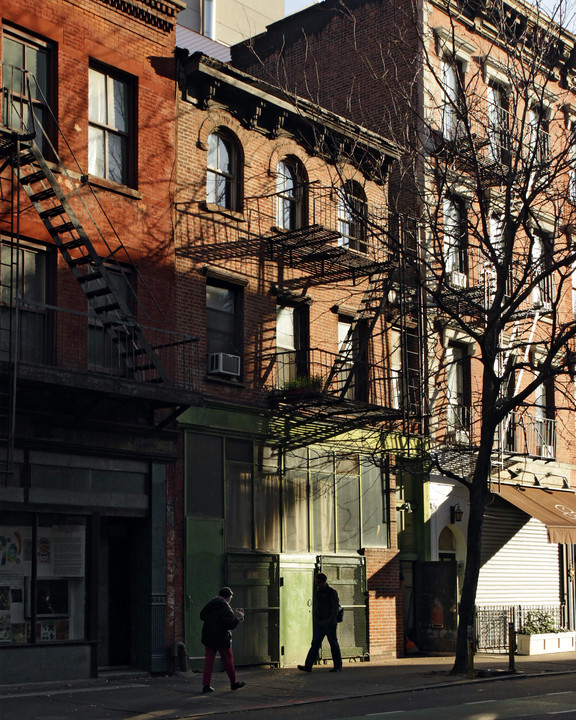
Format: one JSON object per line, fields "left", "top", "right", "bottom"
{"left": 276, "top": 159, "right": 304, "bottom": 230}
{"left": 206, "top": 131, "right": 240, "bottom": 210}
{"left": 337, "top": 182, "right": 367, "bottom": 253}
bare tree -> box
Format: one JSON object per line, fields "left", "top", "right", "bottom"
{"left": 234, "top": 0, "right": 576, "bottom": 672}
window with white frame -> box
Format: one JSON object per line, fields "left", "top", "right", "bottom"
{"left": 446, "top": 341, "right": 471, "bottom": 443}
{"left": 206, "top": 131, "right": 240, "bottom": 211}
{"left": 88, "top": 66, "right": 131, "bottom": 185}
{"left": 529, "top": 105, "right": 550, "bottom": 167}
{"left": 0, "top": 240, "right": 48, "bottom": 364}
{"left": 534, "top": 378, "right": 555, "bottom": 458}
{"left": 337, "top": 182, "right": 368, "bottom": 253}
{"left": 530, "top": 232, "right": 553, "bottom": 309}
{"left": 441, "top": 59, "right": 464, "bottom": 140}
{"left": 276, "top": 160, "right": 304, "bottom": 231}
{"left": 443, "top": 196, "right": 467, "bottom": 284}
{"left": 276, "top": 304, "right": 308, "bottom": 387}
{"left": 487, "top": 83, "right": 509, "bottom": 163}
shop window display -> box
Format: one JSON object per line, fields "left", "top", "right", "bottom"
{"left": 0, "top": 517, "right": 86, "bottom": 644}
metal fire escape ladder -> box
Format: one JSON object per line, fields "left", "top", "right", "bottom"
{"left": 328, "top": 272, "right": 386, "bottom": 402}
{"left": 11, "top": 142, "right": 170, "bottom": 384}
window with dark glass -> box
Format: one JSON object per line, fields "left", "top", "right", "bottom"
{"left": 88, "top": 65, "right": 132, "bottom": 185}
{"left": 337, "top": 316, "right": 368, "bottom": 401}
{"left": 337, "top": 182, "right": 368, "bottom": 253}
{"left": 276, "top": 160, "right": 304, "bottom": 230}
{"left": 206, "top": 279, "right": 243, "bottom": 375}
{"left": 0, "top": 240, "right": 48, "bottom": 363}
{"left": 2, "top": 29, "right": 52, "bottom": 154}
{"left": 206, "top": 131, "right": 240, "bottom": 211}
{"left": 487, "top": 82, "right": 510, "bottom": 164}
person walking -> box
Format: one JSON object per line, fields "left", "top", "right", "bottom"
{"left": 298, "top": 572, "right": 343, "bottom": 673}
{"left": 200, "top": 586, "right": 246, "bottom": 693}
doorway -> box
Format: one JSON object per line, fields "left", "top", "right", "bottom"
{"left": 97, "top": 517, "right": 133, "bottom": 668}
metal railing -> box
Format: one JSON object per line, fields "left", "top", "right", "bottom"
{"left": 476, "top": 604, "right": 565, "bottom": 653}
{"left": 1, "top": 300, "right": 199, "bottom": 392}
{"left": 235, "top": 183, "right": 390, "bottom": 268}
{"left": 504, "top": 411, "right": 556, "bottom": 459}
{"left": 260, "top": 348, "right": 400, "bottom": 409}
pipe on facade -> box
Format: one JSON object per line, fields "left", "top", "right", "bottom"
{"left": 169, "top": 641, "right": 189, "bottom": 673}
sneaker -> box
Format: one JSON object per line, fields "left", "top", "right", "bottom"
{"left": 202, "top": 685, "right": 214, "bottom": 693}
{"left": 231, "top": 681, "right": 246, "bottom": 691}
{"left": 329, "top": 667, "right": 343, "bottom": 673}
{"left": 297, "top": 665, "right": 312, "bottom": 672}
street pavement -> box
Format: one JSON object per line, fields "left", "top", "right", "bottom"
{"left": 2, "top": 651, "right": 576, "bottom": 719}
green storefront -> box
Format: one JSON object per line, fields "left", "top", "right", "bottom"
{"left": 181, "top": 404, "right": 389, "bottom": 667}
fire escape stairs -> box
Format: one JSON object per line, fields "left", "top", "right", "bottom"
{"left": 5, "top": 140, "right": 170, "bottom": 385}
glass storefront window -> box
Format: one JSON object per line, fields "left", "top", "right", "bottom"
{"left": 0, "top": 514, "right": 87, "bottom": 644}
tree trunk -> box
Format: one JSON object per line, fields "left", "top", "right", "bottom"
{"left": 451, "top": 419, "right": 497, "bottom": 674}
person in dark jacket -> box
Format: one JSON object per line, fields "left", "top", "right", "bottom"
{"left": 200, "top": 586, "right": 245, "bottom": 693}
{"left": 298, "top": 572, "right": 343, "bottom": 673}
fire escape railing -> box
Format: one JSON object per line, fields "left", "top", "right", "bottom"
{"left": 2, "top": 300, "right": 199, "bottom": 393}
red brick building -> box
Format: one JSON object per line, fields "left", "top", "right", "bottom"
{"left": 174, "top": 52, "right": 416, "bottom": 664}
{"left": 0, "top": 0, "right": 196, "bottom": 682}
{"left": 232, "top": 0, "right": 576, "bottom": 655}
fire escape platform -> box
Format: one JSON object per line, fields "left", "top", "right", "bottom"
{"left": 267, "top": 225, "right": 392, "bottom": 284}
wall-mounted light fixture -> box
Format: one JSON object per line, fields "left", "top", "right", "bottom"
{"left": 397, "top": 502, "right": 413, "bottom": 513}
{"left": 450, "top": 503, "right": 464, "bottom": 523}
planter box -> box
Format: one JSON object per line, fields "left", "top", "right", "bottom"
{"left": 516, "top": 631, "right": 576, "bottom": 655}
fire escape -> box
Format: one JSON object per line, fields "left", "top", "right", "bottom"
{"left": 262, "top": 192, "right": 425, "bottom": 452}
{"left": 0, "top": 63, "right": 200, "bottom": 481}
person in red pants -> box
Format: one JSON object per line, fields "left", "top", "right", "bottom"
{"left": 200, "top": 586, "right": 246, "bottom": 693}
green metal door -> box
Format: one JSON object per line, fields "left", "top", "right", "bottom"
{"left": 185, "top": 518, "right": 225, "bottom": 669}
{"left": 279, "top": 558, "right": 315, "bottom": 667}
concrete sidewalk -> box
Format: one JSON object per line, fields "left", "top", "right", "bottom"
{"left": 2, "top": 652, "right": 576, "bottom": 720}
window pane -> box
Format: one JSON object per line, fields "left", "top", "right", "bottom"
{"left": 217, "top": 136, "right": 231, "bottom": 175}
{"left": 108, "top": 132, "right": 126, "bottom": 184}
{"left": 284, "top": 468, "right": 308, "bottom": 552}
{"left": 3, "top": 38, "right": 25, "bottom": 95}
{"left": 337, "top": 474, "right": 360, "bottom": 550}
{"left": 361, "top": 462, "right": 387, "bottom": 547}
{"left": 254, "top": 468, "right": 280, "bottom": 551}
{"left": 215, "top": 174, "right": 229, "bottom": 207}
{"left": 226, "top": 462, "right": 252, "bottom": 550}
{"left": 207, "top": 284, "right": 233, "bottom": 311}
{"left": 207, "top": 133, "right": 218, "bottom": 169}
{"left": 26, "top": 44, "right": 47, "bottom": 100}
{"left": 186, "top": 434, "right": 223, "bottom": 518}
{"left": 311, "top": 471, "right": 334, "bottom": 552}
{"left": 111, "top": 77, "right": 128, "bottom": 132}
{"left": 88, "top": 69, "right": 107, "bottom": 124}
{"left": 276, "top": 306, "right": 295, "bottom": 350}
{"left": 88, "top": 126, "right": 105, "bottom": 177}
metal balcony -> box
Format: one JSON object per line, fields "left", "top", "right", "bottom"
{"left": 1, "top": 300, "right": 201, "bottom": 404}
{"left": 504, "top": 411, "right": 556, "bottom": 460}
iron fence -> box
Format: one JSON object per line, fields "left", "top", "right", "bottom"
{"left": 475, "top": 604, "right": 565, "bottom": 653}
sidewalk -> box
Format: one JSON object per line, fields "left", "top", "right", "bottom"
{"left": 2, "top": 652, "right": 576, "bottom": 720}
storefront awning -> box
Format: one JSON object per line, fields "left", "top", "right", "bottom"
{"left": 496, "top": 484, "right": 576, "bottom": 544}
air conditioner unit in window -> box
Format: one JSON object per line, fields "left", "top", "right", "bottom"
{"left": 449, "top": 270, "right": 468, "bottom": 289}
{"left": 207, "top": 353, "right": 241, "bottom": 377}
